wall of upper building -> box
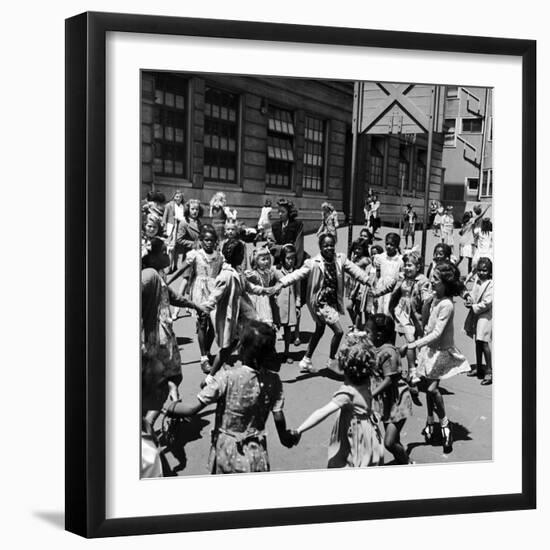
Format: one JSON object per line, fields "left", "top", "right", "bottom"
{"left": 141, "top": 72, "right": 354, "bottom": 233}
{"left": 441, "top": 85, "right": 493, "bottom": 217}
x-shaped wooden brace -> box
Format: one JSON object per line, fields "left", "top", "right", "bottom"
{"left": 361, "top": 83, "right": 432, "bottom": 134}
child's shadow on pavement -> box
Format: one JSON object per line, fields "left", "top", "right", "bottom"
{"left": 160, "top": 410, "right": 214, "bottom": 474}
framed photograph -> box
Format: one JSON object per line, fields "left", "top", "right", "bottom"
{"left": 65, "top": 11, "right": 536, "bottom": 538}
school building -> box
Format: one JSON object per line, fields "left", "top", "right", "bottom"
{"left": 441, "top": 86, "right": 493, "bottom": 219}
{"left": 141, "top": 73, "right": 486, "bottom": 232}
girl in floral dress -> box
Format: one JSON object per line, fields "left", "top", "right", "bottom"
{"left": 346, "top": 239, "right": 371, "bottom": 329}
{"left": 293, "top": 331, "right": 384, "bottom": 468}
{"left": 162, "top": 321, "right": 297, "bottom": 474}
{"left": 404, "top": 261, "right": 470, "bottom": 453}
{"left": 367, "top": 314, "right": 413, "bottom": 464}
{"left": 388, "top": 251, "right": 431, "bottom": 396}
{"left": 167, "top": 224, "right": 224, "bottom": 373}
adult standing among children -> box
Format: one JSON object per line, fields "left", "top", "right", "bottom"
{"left": 269, "top": 199, "right": 305, "bottom": 267}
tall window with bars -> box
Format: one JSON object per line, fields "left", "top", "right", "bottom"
{"left": 302, "top": 116, "right": 325, "bottom": 192}
{"left": 266, "top": 106, "right": 295, "bottom": 188}
{"left": 415, "top": 149, "right": 427, "bottom": 191}
{"left": 369, "top": 137, "right": 385, "bottom": 187}
{"left": 153, "top": 75, "right": 188, "bottom": 177}
{"left": 203, "top": 87, "right": 239, "bottom": 183}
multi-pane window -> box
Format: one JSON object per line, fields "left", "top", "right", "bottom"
{"left": 153, "top": 75, "right": 187, "bottom": 177}
{"left": 443, "top": 118, "right": 457, "bottom": 147}
{"left": 398, "top": 145, "right": 410, "bottom": 190}
{"left": 266, "top": 106, "right": 295, "bottom": 188}
{"left": 302, "top": 116, "right": 325, "bottom": 192}
{"left": 481, "top": 169, "right": 493, "bottom": 197}
{"left": 466, "top": 177, "right": 479, "bottom": 194}
{"left": 415, "top": 149, "right": 427, "bottom": 191}
{"left": 369, "top": 137, "right": 385, "bottom": 187}
{"left": 461, "top": 118, "right": 483, "bottom": 133}
{"left": 203, "top": 87, "right": 239, "bottom": 183}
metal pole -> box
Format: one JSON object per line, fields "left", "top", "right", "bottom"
{"left": 348, "top": 81, "right": 361, "bottom": 253}
{"left": 420, "top": 86, "right": 437, "bottom": 264}
{"left": 399, "top": 173, "right": 405, "bottom": 233}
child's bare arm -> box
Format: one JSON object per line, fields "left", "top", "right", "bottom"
{"left": 163, "top": 397, "right": 205, "bottom": 417}
{"left": 371, "top": 375, "right": 392, "bottom": 398}
{"left": 166, "top": 260, "right": 190, "bottom": 285}
{"left": 297, "top": 401, "right": 340, "bottom": 434}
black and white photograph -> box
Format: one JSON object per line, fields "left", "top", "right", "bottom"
{"left": 140, "top": 72, "right": 495, "bottom": 478}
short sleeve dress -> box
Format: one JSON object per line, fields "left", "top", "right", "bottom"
{"left": 372, "top": 344, "right": 413, "bottom": 424}
{"left": 197, "top": 365, "right": 284, "bottom": 474}
{"left": 327, "top": 383, "right": 384, "bottom": 468}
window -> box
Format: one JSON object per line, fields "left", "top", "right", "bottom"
{"left": 203, "top": 87, "right": 239, "bottom": 183}
{"left": 481, "top": 169, "right": 493, "bottom": 197}
{"left": 369, "top": 137, "right": 385, "bottom": 187}
{"left": 461, "top": 118, "right": 483, "bottom": 133}
{"left": 302, "top": 116, "right": 325, "bottom": 192}
{"left": 446, "top": 85, "right": 459, "bottom": 98}
{"left": 488, "top": 117, "right": 493, "bottom": 142}
{"left": 466, "top": 177, "right": 479, "bottom": 194}
{"left": 266, "top": 106, "right": 295, "bottom": 188}
{"left": 398, "top": 144, "right": 410, "bottom": 190}
{"left": 443, "top": 118, "right": 457, "bottom": 147}
{"left": 153, "top": 75, "right": 187, "bottom": 177}
{"left": 415, "top": 149, "right": 427, "bottom": 191}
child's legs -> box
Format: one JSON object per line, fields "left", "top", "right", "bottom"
{"left": 475, "top": 340, "right": 484, "bottom": 373}
{"left": 211, "top": 340, "right": 238, "bottom": 376}
{"left": 283, "top": 325, "right": 292, "bottom": 354}
{"left": 426, "top": 380, "right": 445, "bottom": 420}
{"left": 328, "top": 320, "right": 344, "bottom": 360}
{"left": 480, "top": 340, "right": 492, "bottom": 376}
{"left": 384, "top": 420, "right": 409, "bottom": 464}
{"left": 196, "top": 314, "right": 208, "bottom": 357}
{"left": 306, "top": 322, "right": 326, "bottom": 358}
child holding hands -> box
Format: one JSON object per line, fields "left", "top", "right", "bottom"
{"left": 292, "top": 331, "right": 384, "bottom": 468}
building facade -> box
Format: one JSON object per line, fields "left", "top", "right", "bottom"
{"left": 141, "top": 72, "right": 354, "bottom": 233}
{"left": 441, "top": 86, "right": 493, "bottom": 219}
{"left": 141, "top": 73, "right": 447, "bottom": 233}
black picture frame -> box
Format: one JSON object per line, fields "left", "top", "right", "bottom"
{"left": 65, "top": 11, "right": 536, "bottom": 538}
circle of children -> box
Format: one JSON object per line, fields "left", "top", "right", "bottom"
{"left": 141, "top": 189, "right": 494, "bottom": 477}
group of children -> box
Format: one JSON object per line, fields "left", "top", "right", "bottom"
{"left": 141, "top": 191, "right": 494, "bottom": 477}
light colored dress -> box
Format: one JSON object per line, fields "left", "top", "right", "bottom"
{"left": 465, "top": 277, "right": 493, "bottom": 342}
{"left": 197, "top": 365, "right": 284, "bottom": 474}
{"left": 327, "top": 383, "right": 384, "bottom": 468}
{"left": 459, "top": 218, "right": 475, "bottom": 258}
{"left": 245, "top": 268, "right": 279, "bottom": 325}
{"left": 441, "top": 214, "right": 454, "bottom": 245}
{"left": 392, "top": 274, "right": 431, "bottom": 340}
{"left": 275, "top": 267, "right": 299, "bottom": 326}
{"left": 373, "top": 252, "right": 404, "bottom": 315}
{"left": 472, "top": 229, "right": 493, "bottom": 267}
{"left": 185, "top": 248, "right": 224, "bottom": 304}
{"left": 416, "top": 297, "right": 470, "bottom": 380}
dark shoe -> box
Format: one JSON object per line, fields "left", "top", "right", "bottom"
{"left": 409, "top": 385, "right": 422, "bottom": 407}
{"left": 441, "top": 424, "right": 453, "bottom": 453}
{"left": 294, "top": 337, "right": 302, "bottom": 346}
{"left": 421, "top": 423, "right": 434, "bottom": 443}
{"left": 481, "top": 377, "right": 493, "bottom": 386}
{"left": 467, "top": 369, "right": 478, "bottom": 377}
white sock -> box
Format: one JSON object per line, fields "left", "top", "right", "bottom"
{"left": 440, "top": 416, "right": 449, "bottom": 428}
